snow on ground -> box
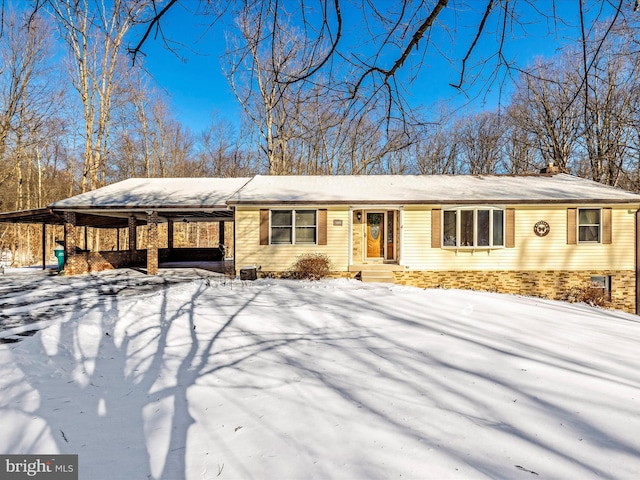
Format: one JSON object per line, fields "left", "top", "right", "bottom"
{"left": 1, "top": 268, "right": 640, "bottom": 479}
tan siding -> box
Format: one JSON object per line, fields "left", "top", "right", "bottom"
{"left": 235, "top": 206, "right": 350, "bottom": 272}
{"left": 401, "top": 205, "right": 636, "bottom": 272}
{"left": 239, "top": 204, "right": 637, "bottom": 274}
{"left": 400, "top": 208, "right": 431, "bottom": 266}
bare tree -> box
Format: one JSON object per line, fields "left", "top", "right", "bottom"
{"left": 500, "top": 110, "right": 540, "bottom": 174}
{"left": 225, "top": 4, "right": 311, "bottom": 174}
{"left": 123, "top": 1, "right": 639, "bottom": 124}
{"left": 506, "top": 19, "right": 640, "bottom": 185}
{"left": 508, "top": 58, "right": 584, "bottom": 173}
{"left": 455, "top": 111, "right": 504, "bottom": 174}
{"left": 43, "top": 0, "right": 151, "bottom": 192}
{"left": 577, "top": 21, "right": 640, "bottom": 186}
{"left": 0, "top": 11, "right": 56, "bottom": 189}
{"left": 0, "top": 9, "right": 70, "bottom": 265}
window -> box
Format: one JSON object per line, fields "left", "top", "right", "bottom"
{"left": 590, "top": 275, "right": 612, "bottom": 301}
{"left": 443, "top": 210, "right": 457, "bottom": 246}
{"left": 578, "top": 208, "right": 601, "bottom": 243}
{"left": 295, "top": 210, "right": 317, "bottom": 244}
{"left": 270, "top": 210, "right": 317, "bottom": 245}
{"left": 442, "top": 208, "right": 504, "bottom": 248}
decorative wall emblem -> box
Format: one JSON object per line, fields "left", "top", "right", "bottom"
{"left": 534, "top": 220, "right": 550, "bottom": 237}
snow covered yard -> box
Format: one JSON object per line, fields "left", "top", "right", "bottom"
{"left": 1, "top": 268, "right": 640, "bottom": 479}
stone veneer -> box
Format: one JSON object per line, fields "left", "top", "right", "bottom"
{"left": 64, "top": 248, "right": 223, "bottom": 275}
{"left": 147, "top": 212, "right": 159, "bottom": 275}
{"left": 176, "top": 266, "right": 636, "bottom": 313}
{"left": 352, "top": 210, "right": 363, "bottom": 262}
{"left": 63, "top": 250, "right": 147, "bottom": 274}
{"left": 393, "top": 270, "right": 636, "bottom": 314}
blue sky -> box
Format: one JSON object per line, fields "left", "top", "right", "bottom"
{"left": 134, "top": 4, "right": 238, "bottom": 133}
{"left": 135, "top": 1, "right": 614, "bottom": 134}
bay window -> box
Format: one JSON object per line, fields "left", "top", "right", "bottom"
{"left": 442, "top": 207, "right": 505, "bottom": 248}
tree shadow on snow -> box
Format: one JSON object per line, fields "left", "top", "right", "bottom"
{"left": 2, "top": 275, "right": 640, "bottom": 479}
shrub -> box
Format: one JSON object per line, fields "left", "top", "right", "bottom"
{"left": 559, "top": 282, "right": 611, "bottom": 308}
{"left": 289, "top": 253, "right": 331, "bottom": 280}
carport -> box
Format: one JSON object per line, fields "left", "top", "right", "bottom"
{"left": 0, "top": 207, "right": 145, "bottom": 271}
{"left": 0, "top": 177, "right": 250, "bottom": 275}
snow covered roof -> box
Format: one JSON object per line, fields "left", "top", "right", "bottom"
{"left": 227, "top": 174, "right": 640, "bottom": 205}
{"left": 49, "top": 174, "right": 640, "bottom": 211}
{"left": 50, "top": 177, "right": 252, "bottom": 210}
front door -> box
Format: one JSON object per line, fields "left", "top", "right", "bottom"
{"left": 366, "top": 212, "right": 385, "bottom": 258}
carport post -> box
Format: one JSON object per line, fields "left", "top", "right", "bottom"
{"left": 42, "top": 224, "right": 46, "bottom": 270}
{"left": 146, "top": 210, "right": 159, "bottom": 275}
{"left": 127, "top": 215, "right": 137, "bottom": 268}
{"left": 63, "top": 212, "right": 77, "bottom": 275}
{"left": 128, "top": 216, "right": 137, "bottom": 251}
{"left": 167, "top": 219, "right": 174, "bottom": 251}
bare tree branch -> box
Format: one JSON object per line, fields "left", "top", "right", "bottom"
{"left": 350, "top": 0, "right": 448, "bottom": 99}
{"left": 128, "top": 0, "right": 178, "bottom": 63}
{"left": 450, "top": 0, "right": 495, "bottom": 89}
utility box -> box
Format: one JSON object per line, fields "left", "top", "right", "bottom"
{"left": 239, "top": 266, "right": 257, "bottom": 281}
{"left": 54, "top": 246, "right": 65, "bottom": 272}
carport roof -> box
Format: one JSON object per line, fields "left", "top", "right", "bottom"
{"left": 0, "top": 208, "right": 146, "bottom": 228}
{"left": 50, "top": 177, "right": 252, "bottom": 210}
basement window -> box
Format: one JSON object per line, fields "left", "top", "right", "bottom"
{"left": 590, "top": 275, "right": 612, "bottom": 300}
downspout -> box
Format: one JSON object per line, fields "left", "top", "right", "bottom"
{"left": 636, "top": 209, "right": 640, "bottom": 315}
{"left": 232, "top": 206, "right": 237, "bottom": 278}
{"left": 348, "top": 207, "right": 353, "bottom": 267}
{"left": 398, "top": 207, "right": 404, "bottom": 266}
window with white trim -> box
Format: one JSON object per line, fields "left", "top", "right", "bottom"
{"left": 270, "top": 210, "right": 317, "bottom": 245}
{"left": 443, "top": 207, "right": 504, "bottom": 248}
{"left": 578, "top": 208, "right": 601, "bottom": 243}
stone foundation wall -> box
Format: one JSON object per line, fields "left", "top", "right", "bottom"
{"left": 394, "top": 270, "right": 636, "bottom": 314}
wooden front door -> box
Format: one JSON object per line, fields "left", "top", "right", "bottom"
{"left": 366, "top": 212, "right": 384, "bottom": 258}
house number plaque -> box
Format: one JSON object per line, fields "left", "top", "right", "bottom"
{"left": 534, "top": 220, "right": 550, "bottom": 237}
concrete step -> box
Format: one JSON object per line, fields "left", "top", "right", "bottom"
{"left": 348, "top": 263, "right": 403, "bottom": 272}
{"left": 360, "top": 270, "right": 396, "bottom": 283}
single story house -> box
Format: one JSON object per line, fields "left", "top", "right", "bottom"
{"left": 2, "top": 172, "right": 640, "bottom": 313}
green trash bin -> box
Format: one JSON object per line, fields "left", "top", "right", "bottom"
{"left": 54, "top": 247, "right": 65, "bottom": 272}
